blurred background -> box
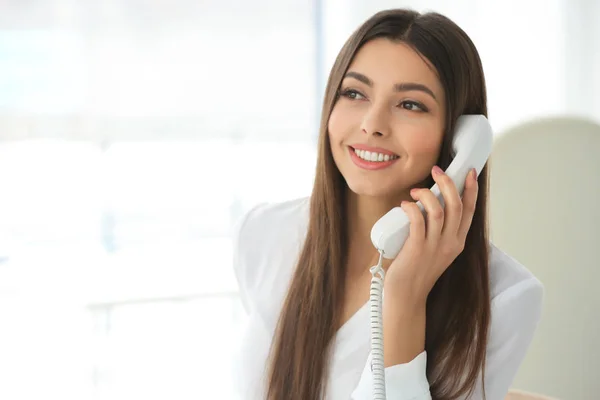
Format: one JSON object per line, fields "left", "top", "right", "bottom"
{"left": 0, "top": 0, "right": 598, "bottom": 399}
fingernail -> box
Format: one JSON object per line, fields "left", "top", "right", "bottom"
{"left": 401, "top": 201, "right": 407, "bottom": 206}
{"left": 432, "top": 165, "right": 443, "bottom": 176}
{"left": 410, "top": 188, "right": 418, "bottom": 196}
{"left": 471, "top": 168, "right": 477, "bottom": 180}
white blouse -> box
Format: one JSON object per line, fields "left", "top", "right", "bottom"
{"left": 231, "top": 197, "right": 543, "bottom": 400}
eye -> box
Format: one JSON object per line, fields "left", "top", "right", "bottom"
{"left": 399, "top": 100, "right": 427, "bottom": 112}
{"left": 340, "top": 89, "right": 366, "bottom": 101}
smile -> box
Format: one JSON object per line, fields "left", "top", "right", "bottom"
{"left": 353, "top": 148, "right": 399, "bottom": 162}
{"left": 348, "top": 146, "right": 399, "bottom": 170}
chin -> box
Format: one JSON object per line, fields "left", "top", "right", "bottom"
{"left": 345, "top": 179, "right": 404, "bottom": 199}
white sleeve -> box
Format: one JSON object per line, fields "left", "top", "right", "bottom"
{"left": 351, "top": 351, "right": 432, "bottom": 399}
{"left": 350, "top": 277, "right": 543, "bottom": 400}
{"left": 463, "top": 277, "right": 544, "bottom": 400}
{"left": 231, "top": 203, "right": 266, "bottom": 314}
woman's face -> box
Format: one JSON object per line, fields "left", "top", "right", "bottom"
{"left": 328, "top": 38, "right": 447, "bottom": 200}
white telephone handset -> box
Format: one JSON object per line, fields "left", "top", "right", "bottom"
{"left": 367, "top": 115, "right": 493, "bottom": 400}
{"left": 370, "top": 114, "right": 494, "bottom": 259}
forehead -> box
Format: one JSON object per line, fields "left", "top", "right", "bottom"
{"left": 346, "top": 38, "right": 443, "bottom": 95}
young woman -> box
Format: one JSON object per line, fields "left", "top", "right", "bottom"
{"left": 232, "top": 9, "right": 543, "bottom": 400}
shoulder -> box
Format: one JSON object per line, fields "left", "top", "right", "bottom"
{"left": 233, "top": 196, "right": 310, "bottom": 261}
{"left": 488, "top": 243, "right": 544, "bottom": 303}
{"left": 240, "top": 196, "right": 310, "bottom": 232}
{"left": 231, "top": 197, "right": 310, "bottom": 312}
{"left": 488, "top": 242, "right": 544, "bottom": 340}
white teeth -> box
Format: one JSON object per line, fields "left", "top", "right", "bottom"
{"left": 353, "top": 148, "right": 398, "bottom": 162}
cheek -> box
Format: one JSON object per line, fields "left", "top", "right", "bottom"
{"left": 327, "top": 106, "right": 344, "bottom": 144}
{"left": 402, "top": 129, "right": 444, "bottom": 165}
{"left": 328, "top": 103, "right": 359, "bottom": 144}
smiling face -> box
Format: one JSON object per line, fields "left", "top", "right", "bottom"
{"left": 328, "top": 38, "right": 447, "bottom": 201}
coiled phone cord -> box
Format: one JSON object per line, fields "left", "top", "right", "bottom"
{"left": 369, "top": 249, "right": 387, "bottom": 400}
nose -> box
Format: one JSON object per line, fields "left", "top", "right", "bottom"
{"left": 360, "top": 104, "right": 391, "bottom": 137}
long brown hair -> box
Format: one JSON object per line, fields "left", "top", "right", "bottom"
{"left": 266, "top": 9, "right": 491, "bottom": 400}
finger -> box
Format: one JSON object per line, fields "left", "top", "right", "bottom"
{"left": 410, "top": 187, "right": 443, "bottom": 241}
{"left": 401, "top": 201, "right": 425, "bottom": 246}
{"left": 457, "top": 168, "right": 479, "bottom": 241}
{"left": 431, "top": 165, "right": 463, "bottom": 236}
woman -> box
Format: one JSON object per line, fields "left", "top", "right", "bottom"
{"left": 232, "top": 9, "right": 543, "bottom": 400}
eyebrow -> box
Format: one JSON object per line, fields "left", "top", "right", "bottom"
{"left": 344, "top": 71, "right": 437, "bottom": 101}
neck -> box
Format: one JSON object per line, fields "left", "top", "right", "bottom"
{"left": 345, "top": 188, "right": 412, "bottom": 275}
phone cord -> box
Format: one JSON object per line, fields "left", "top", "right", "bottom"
{"left": 369, "top": 249, "right": 386, "bottom": 400}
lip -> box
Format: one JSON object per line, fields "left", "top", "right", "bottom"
{"left": 348, "top": 146, "right": 399, "bottom": 170}
{"left": 350, "top": 144, "right": 398, "bottom": 156}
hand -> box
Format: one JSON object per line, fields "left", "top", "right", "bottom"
{"left": 384, "top": 165, "right": 479, "bottom": 307}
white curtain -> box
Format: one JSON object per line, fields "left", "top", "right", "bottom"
{"left": 0, "top": 1, "right": 317, "bottom": 399}
{"left": 0, "top": 1, "right": 597, "bottom": 399}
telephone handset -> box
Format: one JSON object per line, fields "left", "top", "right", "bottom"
{"left": 367, "top": 115, "right": 493, "bottom": 400}
{"left": 370, "top": 114, "right": 494, "bottom": 259}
